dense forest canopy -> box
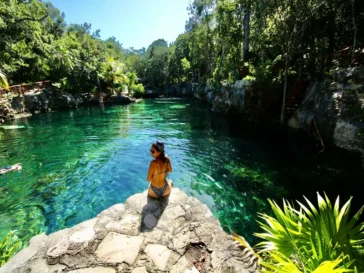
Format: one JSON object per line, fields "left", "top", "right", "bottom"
{"left": 0, "top": 0, "right": 144, "bottom": 96}
{"left": 1, "top": 1, "right": 364, "bottom": 271}
{"left": 0, "top": 0, "right": 363, "bottom": 96}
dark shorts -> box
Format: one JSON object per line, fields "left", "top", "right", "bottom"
{"left": 150, "top": 182, "right": 168, "bottom": 198}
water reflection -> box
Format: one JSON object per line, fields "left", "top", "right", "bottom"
{"left": 0, "top": 98, "right": 363, "bottom": 245}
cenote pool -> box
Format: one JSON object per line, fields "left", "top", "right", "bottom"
{"left": 1, "top": 98, "right": 363, "bottom": 244}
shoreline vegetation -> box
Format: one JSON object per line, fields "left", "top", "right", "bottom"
{"left": 1, "top": 0, "right": 364, "bottom": 271}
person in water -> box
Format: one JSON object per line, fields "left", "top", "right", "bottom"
{"left": 0, "top": 163, "right": 22, "bottom": 175}
{"left": 147, "top": 141, "right": 173, "bottom": 198}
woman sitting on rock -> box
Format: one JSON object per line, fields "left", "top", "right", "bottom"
{"left": 147, "top": 141, "right": 173, "bottom": 198}
{"left": 0, "top": 163, "right": 22, "bottom": 175}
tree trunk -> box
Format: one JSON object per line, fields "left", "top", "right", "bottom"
{"left": 243, "top": 0, "right": 251, "bottom": 63}
{"left": 280, "top": 52, "right": 289, "bottom": 125}
{"left": 204, "top": 8, "right": 213, "bottom": 76}
{"left": 99, "top": 90, "right": 104, "bottom": 104}
{"left": 309, "top": 34, "right": 317, "bottom": 78}
{"left": 326, "top": 0, "right": 336, "bottom": 70}
{"left": 351, "top": 0, "right": 357, "bottom": 62}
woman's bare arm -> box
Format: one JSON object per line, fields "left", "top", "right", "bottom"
{"left": 166, "top": 155, "right": 172, "bottom": 173}
{"left": 147, "top": 161, "right": 154, "bottom": 182}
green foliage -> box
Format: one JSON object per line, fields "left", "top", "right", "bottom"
{"left": 243, "top": 75, "right": 256, "bottom": 82}
{"left": 1, "top": 0, "right": 364, "bottom": 99}
{"left": 0, "top": 70, "right": 9, "bottom": 90}
{"left": 132, "top": 0, "right": 364, "bottom": 97}
{"left": 181, "top": 57, "right": 191, "bottom": 72}
{"left": 99, "top": 57, "right": 127, "bottom": 95}
{"left": 127, "top": 72, "right": 138, "bottom": 87}
{"left": 260, "top": 253, "right": 352, "bottom": 273}
{"left": 131, "top": 83, "right": 145, "bottom": 98}
{"left": 255, "top": 193, "right": 364, "bottom": 272}
{"left": 0, "top": 230, "right": 22, "bottom": 267}
{"left": 226, "top": 163, "right": 279, "bottom": 191}
{"left": 0, "top": 0, "right": 140, "bottom": 94}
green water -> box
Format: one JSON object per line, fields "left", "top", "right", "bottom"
{"left": 1, "top": 98, "right": 363, "bottom": 244}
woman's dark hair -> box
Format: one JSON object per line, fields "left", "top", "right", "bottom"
{"left": 152, "top": 141, "right": 166, "bottom": 163}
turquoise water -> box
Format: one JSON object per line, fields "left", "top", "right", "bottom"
{"left": 1, "top": 98, "right": 363, "bottom": 245}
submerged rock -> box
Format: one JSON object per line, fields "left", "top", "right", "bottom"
{"left": 0, "top": 188, "right": 258, "bottom": 273}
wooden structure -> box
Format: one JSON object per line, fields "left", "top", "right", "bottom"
{"left": 330, "top": 44, "right": 364, "bottom": 68}
{"left": 0, "top": 80, "right": 52, "bottom": 96}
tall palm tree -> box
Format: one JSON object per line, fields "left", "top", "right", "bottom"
{"left": 0, "top": 69, "right": 9, "bottom": 91}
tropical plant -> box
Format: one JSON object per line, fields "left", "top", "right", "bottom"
{"left": 0, "top": 70, "right": 9, "bottom": 90}
{"left": 260, "top": 252, "right": 352, "bottom": 273}
{"left": 0, "top": 230, "right": 22, "bottom": 267}
{"left": 232, "top": 193, "right": 364, "bottom": 272}
{"left": 131, "top": 83, "right": 145, "bottom": 98}
{"left": 127, "top": 72, "right": 138, "bottom": 87}
{"left": 100, "top": 57, "right": 128, "bottom": 95}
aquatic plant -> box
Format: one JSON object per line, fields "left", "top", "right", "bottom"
{"left": 225, "top": 162, "right": 279, "bottom": 190}
{"left": 0, "top": 231, "right": 22, "bottom": 267}
{"left": 188, "top": 162, "right": 287, "bottom": 242}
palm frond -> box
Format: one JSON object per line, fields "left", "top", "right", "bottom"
{"left": 311, "top": 259, "right": 353, "bottom": 273}
{"left": 260, "top": 251, "right": 352, "bottom": 273}
{"left": 231, "top": 231, "right": 261, "bottom": 271}
{"left": 254, "top": 193, "right": 364, "bottom": 272}
{"left": 0, "top": 70, "right": 10, "bottom": 90}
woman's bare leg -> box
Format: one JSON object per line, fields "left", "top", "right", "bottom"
{"left": 162, "top": 180, "right": 173, "bottom": 197}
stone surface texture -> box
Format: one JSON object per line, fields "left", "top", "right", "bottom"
{"left": 191, "top": 66, "right": 364, "bottom": 161}
{"left": 0, "top": 188, "right": 258, "bottom": 273}
{"left": 0, "top": 87, "right": 136, "bottom": 124}
{"left": 296, "top": 66, "right": 364, "bottom": 159}
{"left": 192, "top": 79, "right": 263, "bottom": 123}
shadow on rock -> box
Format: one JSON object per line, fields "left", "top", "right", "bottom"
{"left": 139, "top": 195, "right": 169, "bottom": 231}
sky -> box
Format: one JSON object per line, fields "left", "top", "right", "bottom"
{"left": 49, "top": 0, "right": 191, "bottom": 49}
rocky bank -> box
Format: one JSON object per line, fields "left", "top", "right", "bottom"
{"left": 0, "top": 88, "right": 136, "bottom": 124}
{"left": 295, "top": 66, "right": 364, "bottom": 157}
{"left": 0, "top": 188, "right": 258, "bottom": 273}
{"left": 192, "top": 66, "right": 364, "bottom": 160}
{"left": 193, "top": 80, "right": 255, "bottom": 117}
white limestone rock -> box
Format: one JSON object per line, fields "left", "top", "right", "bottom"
{"left": 68, "top": 267, "right": 116, "bottom": 273}
{"left": 145, "top": 244, "right": 172, "bottom": 271}
{"left": 97, "top": 203, "right": 125, "bottom": 219}
{"left": 131, "top": 267, "right": 148, "bottom": 273}
{"left": 106, "top": 214, "right": 140, "bottom": 236}
{"left": 0, "top": 234, "right": 48, "bottom": 273}
{"left": 170, "top": 256, "right": 199, "bottom": 273}
{"left": 95, "top": 233, "right": 144, "bottom": 265}
{"left": 2, "top": 188, "right": 258, "bottom": 273}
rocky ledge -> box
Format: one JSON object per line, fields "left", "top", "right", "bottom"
{"left": 296, "top": 66, "right": 364, "bottom": 159}
{"left": 0, "top": 88, "right": 137, "bottom": 124}
{"left": 0, "top": 188, "right": 258, "bottom": 273}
